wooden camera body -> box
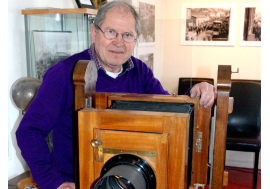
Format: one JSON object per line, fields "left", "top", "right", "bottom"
{"left": 73, "top": 62, "right": 232, "bottom": 189}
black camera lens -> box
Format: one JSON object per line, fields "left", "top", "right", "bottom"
{"left": 93, "top": 154, "right": 156, "bottom": 189}
{"left": 94, "top": 175, "right": 135, "bottom": 189}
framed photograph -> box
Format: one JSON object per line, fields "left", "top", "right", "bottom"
{"left": 181, "top": 3, "right": 237, "bottom": 46}
{"left": 92, "top": 0, "right": 108, "bottom": 9}
{"left": 33, "top": 31, "right": 72, "bottom": 80}
{"left": 239, "top": 3, "right": 261, "bottom": 46}
{"left": 138, "top": 0, "right": 155, "bottom": 46}
{"left": 137, "top": 47, "right": 154, "bottom": 71}
{"left": 75, "top": 0, "right": 96, "bottom": 9}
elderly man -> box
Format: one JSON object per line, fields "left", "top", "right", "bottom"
{"left": 16, "top": 1, "right": 216, "bottom": 189}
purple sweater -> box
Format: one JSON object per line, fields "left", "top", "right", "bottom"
{"left": 16, "top": 49, "right": 169, "bottom": 189}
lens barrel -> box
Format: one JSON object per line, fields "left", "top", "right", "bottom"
{"left": 93, "top": 154, "right": 156, "bottom": 189}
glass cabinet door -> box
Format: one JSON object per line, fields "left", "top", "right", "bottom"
{"left": 24, "top": 11, "right": 95, "bottom": 80}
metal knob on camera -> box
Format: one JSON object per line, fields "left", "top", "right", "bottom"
{"left": 91, "top": 139, "right": 103, "bottom": 161}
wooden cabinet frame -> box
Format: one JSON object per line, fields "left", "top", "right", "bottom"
{"left": 73, "top": 61, "right": 232, "bottom": 189}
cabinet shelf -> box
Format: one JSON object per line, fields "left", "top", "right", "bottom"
{"left": 22, "top": 8, "right": 97, "bottom": 15}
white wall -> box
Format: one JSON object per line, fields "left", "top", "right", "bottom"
{"left": 161, "top": 0, "right": 261, "bottom": 169}
{"left": 8, "top": 0, "right": 77, "bottom": 180}
{"left": 3, "top": 0, "right": 9, "bottom": 184}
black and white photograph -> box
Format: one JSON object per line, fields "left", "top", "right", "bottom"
{"left": 239, "top": 3, "right": 261, "bottom": 46}
{"left": 138, "top": 47, "right": 154, "bottom": 71}
{"left": 33, "top": 31, "right": 72, "bottom": 80}
{"left": 138, "top": 0, "right": 155, "bottom": 46}
{"left": 139, "top": 53, "right": 154, "bottom": 71}
{"left": 181, "top": 3, "right": 236, "bottom": 46}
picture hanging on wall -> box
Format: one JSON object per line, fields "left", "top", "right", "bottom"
{"left": 33, "top": 31, "right": 72, "bottom": 80}
{"left": 137, "top": 47, "right": 154, "bottom": 71}
{"left": 180, "top": 3, "right": 236, "bottom": 46}
{"left": 239, "top": 3, "right": 261, "bottom": 46}
{"left": 75, "top": 0, "right": 96, "bottom": 9}
{"left": 138, "top": 0, "right": 155, "bottom": 46}
{"left": 92, "top": 0, "right": 107, "bottom": 9}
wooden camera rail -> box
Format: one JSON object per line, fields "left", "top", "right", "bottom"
{"left": 73, "top": 61, "right": 232, "bottom": 189}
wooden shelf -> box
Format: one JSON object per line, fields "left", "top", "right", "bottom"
{"left": 22, "top": 8, "right": 97, "bottom": 15}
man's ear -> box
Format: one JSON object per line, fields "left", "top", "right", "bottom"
{"left": 91, "top": 25, "right": 96, "bottom": 43}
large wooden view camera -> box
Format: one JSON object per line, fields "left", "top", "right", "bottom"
{"left": 73, "top": 61, "right": 232, "bottom": 189}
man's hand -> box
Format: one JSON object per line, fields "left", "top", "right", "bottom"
{"left": 57, "top": 182, "right": 75, "bottom": 189}
{"left": 190, "top": 82, "right": 217, "bottom": 108}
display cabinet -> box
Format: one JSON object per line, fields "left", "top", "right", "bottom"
{"left": 22, "top": 8, "right": 97, "bottom": 80}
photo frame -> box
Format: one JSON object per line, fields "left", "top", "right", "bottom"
{"left": 239, "top": 3, "right": 261, "bottom": 46}
{"left": 138, "top": 0, "right": 155, "bottom": 47}
{"left": 33, "top": 31, "right": 72, "bottom": 80}
{"left": 181, "top": 3, "right": 237, "bottom": 46}
{"left": 75, "top": 0, "right": 96, "bottom": 9}
{"left": 137, "top": 47, "right": 154, "bottom": 71}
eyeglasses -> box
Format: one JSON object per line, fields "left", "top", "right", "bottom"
{"left": 96, "top": 26, "right": 137, "bottom": 43}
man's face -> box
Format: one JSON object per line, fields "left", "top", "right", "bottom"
{"left": 91, "top": 6, "right": 137, "bottom": 72}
